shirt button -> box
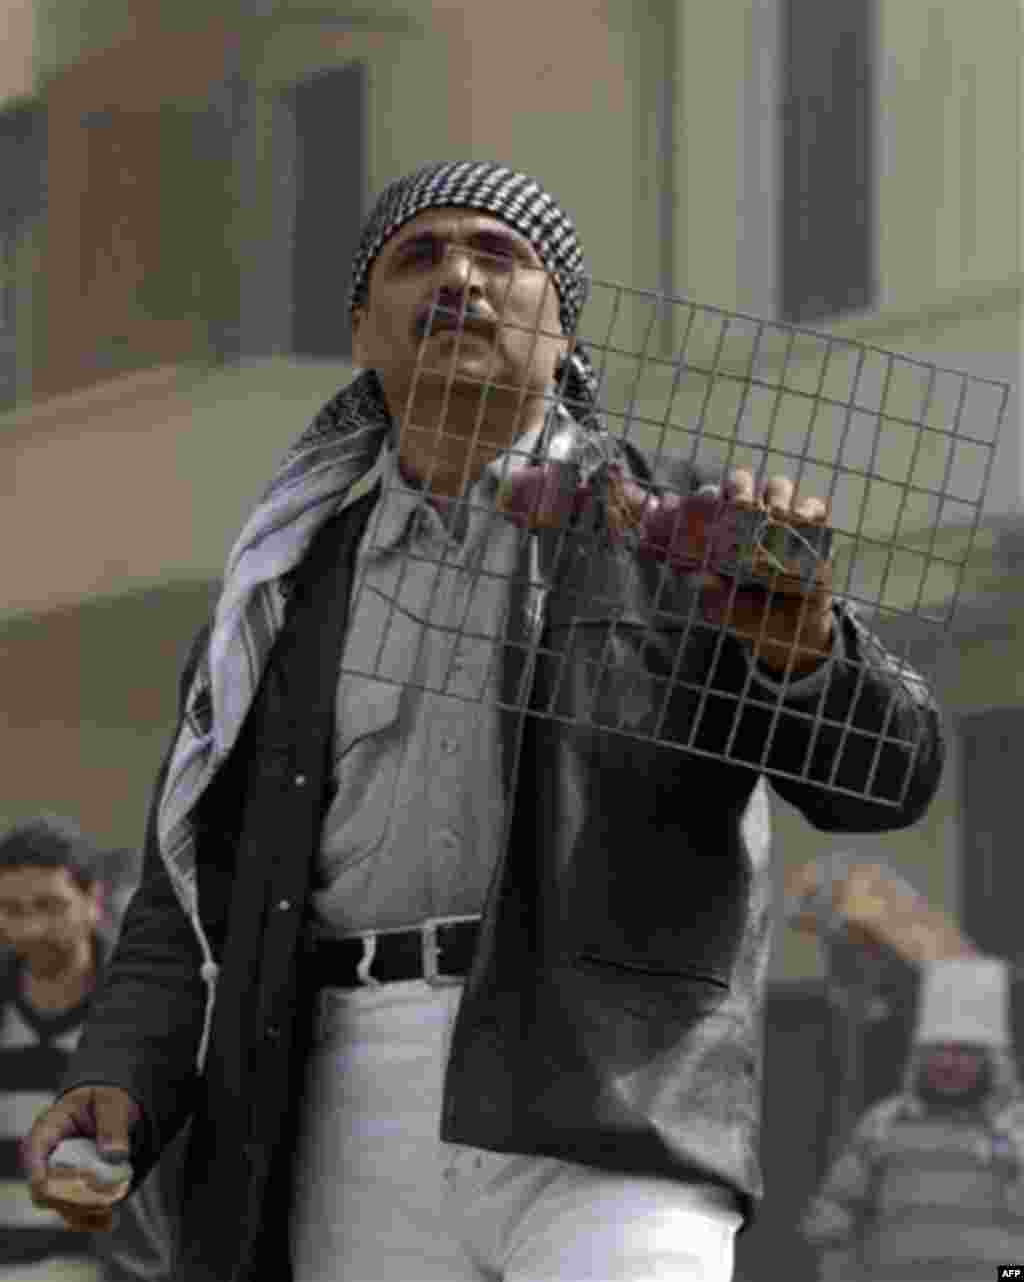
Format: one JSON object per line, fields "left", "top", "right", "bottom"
{"left": 265, "top": 1023, "right": 281, "bottom": 1041}
{"left": 440, "top": 737, "right": 458, "bottom": 755}
{"left": 437, "top": 830, "right": 460, "bottom": 850}
{"left": 277, "top": 899, "right": 292, "bottom": 912}
{"left": 294, "top": 774, "right": 307, "bottom": 787}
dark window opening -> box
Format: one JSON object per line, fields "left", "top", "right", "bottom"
{"left": 288, "top": 63, "right": 366, "bottom": 360}
{"left": 959, "top": 706, "right": 1024, "bottom": 963}
{"left": 780, "top": 0, "right": 876, "bottom": 324}
{"left": 0, "top": 100, "right": 46, "bottom": 411}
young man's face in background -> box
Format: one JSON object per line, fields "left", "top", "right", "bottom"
{"left": 0, "top": 866, "right": 101, "bottom": 978}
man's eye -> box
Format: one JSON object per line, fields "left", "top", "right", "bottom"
{"left": 402, "top": 241, "right": 439, "bottom": 264}
{"left": 474, "top": 241, "right": 517, "bottom": 267}
{"left": 397, "top": 237, "right": 521, "bottom": 271}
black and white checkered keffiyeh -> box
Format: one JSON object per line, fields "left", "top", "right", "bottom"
{"left": 349, "top": 159, "right": 589, "bottom": 335}
{"left": 350, "top": 159, "right": 601, "bottom": 427}
{"left": 155, "top": 163, "right": 601, "bottom": 1068}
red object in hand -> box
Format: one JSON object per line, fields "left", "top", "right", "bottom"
{"left": 497, "top": 466, "right": 830, "bottom": 594}
{"left": 496, "top": 461, "right": 583, "bottom": 530}
{"left": 632, "top": 490, "right": 725, "bottom": 569}
{"left": 496, "top": 463, "right": 722, "bottom": 567}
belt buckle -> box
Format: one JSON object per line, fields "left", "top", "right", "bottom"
{"left": 421, "top": 918, "right": 465, "bottom": 988}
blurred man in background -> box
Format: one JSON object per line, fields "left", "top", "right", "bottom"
{"left": 0, "top": 816, "right": 176, "bottom": 1281}
{"left": 801, "top": 956, "right": 1024, "bottom": 1281}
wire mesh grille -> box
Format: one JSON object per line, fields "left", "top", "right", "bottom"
{"left": 578, "top": 285, "right": 1007, "bottom": 621}
{"left": 340, "top": 249, "right": 1011, "bottom": 811}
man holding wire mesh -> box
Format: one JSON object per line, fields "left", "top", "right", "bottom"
{"left": 23, "top": 162, "right": 944, "bottom": 1282}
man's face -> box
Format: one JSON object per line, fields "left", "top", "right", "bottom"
{"left": 352, "top": 208, "right": 569, "bottom": 428}
{"left": 920, "top": 1042, "right": 988, "bottom": 1096}
{"left": 0, "top": 866, "right": 100, "bottom": 977}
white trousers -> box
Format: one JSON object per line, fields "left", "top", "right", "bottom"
{"left": 290, "top": 980, "right": 742, "bottom": 1282}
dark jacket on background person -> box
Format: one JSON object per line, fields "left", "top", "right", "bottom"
{"left": 57, "top": 445, "right": 945, "bottom": 1282}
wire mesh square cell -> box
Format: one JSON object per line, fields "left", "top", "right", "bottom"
{"left": 347, "top": 252, "right": 1010, "bottom": 810}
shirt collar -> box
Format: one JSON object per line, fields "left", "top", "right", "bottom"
{"left": 365, "top": 447, "right": 427, "bottom": 552}
{"left": 366, "top": 417, "right": 552, "bottom": 554}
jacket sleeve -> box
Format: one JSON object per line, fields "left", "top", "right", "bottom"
{"left": 57, "top": 626, "right": 211, "bottom": 1186}
{"left": 622, "top": 442, "right": 945, "bottom": 832}
{"left": 743, "top": 603, "right": 945, "bottom": 832}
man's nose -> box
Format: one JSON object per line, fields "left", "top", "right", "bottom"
{"left": 435, "top": 244, "right": 486, "bottom": 294}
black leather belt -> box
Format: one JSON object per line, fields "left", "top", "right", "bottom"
{"left": 308, "top": 916, "right": 480, "bottom": 989}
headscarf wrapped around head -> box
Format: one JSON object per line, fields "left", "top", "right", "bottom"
{"left": 348, "top": 160, "right": 601, "bottom": 428}
{"left": 915, "top": 957, "right": 1011, "bottom": 1049}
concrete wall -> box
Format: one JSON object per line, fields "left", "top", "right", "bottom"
{"left": 1, "top": 359, "right": 357, "bottom": 617}
{"left": 0, "top": 580, "right": 215, "bottom": 846}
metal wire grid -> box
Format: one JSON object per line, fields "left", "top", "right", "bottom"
{"left": 577, "top": 283, "right": 1009, "bottom": 621}
{"left": 339, "top": 257, "right": 1011, "bottom": 810}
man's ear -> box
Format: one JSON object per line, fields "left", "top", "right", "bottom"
{"left": 552, "top": 334, "right": 573, "bottom": 387}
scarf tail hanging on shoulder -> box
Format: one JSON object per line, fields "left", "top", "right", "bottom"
{"left": 155, "top": 370, "right": 393, "bottom": 1068}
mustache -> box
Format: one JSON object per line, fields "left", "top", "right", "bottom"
{"left": 415, "top": 299, "right": 497, "bottom": 341}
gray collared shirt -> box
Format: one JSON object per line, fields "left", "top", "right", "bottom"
{"left": 312, "top": 436, "right": 539, "bottom": 937}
